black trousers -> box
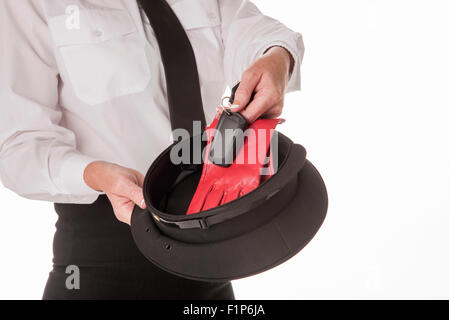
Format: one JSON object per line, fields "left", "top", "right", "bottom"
{"left": 43, "top": 195, "right": 234, "bottom": 300}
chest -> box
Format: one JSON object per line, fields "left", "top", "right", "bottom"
{"left": 42, "top": 0, "right": 224, "bottom": 106}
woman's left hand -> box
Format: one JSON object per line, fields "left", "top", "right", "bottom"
{"left": 231, "top": 46, "right": 294, "bottom": 122}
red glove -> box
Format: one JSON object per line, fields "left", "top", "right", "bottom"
{"left": 187, "top": 112, "right": 280, "bottom": 214}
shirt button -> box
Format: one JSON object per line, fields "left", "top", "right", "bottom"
{"left": 92, "top": 29, "right": 103, "bottom": 37}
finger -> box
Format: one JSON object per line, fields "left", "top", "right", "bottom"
{"left": 240, "top": 95, "right": 271, "bottom": 123}
{"left": 231, "top": 69, "right": 261, "bottom": 112}
{"left": 241, "top": 88, "right": 282, "bottom": 122}
{"left": 201, "top": 187, "right": 224, "bottom": 211}
{"left": 117, "top": 201, "right": 134, "bottom": 225}
{"left": 107, "top": 194, "right": 134, "bottom": 225}
{"left": 186, "top": 184, "right": 210, "bottom": 214}
{"left": 122, "top": 179, "right": 146, "bottom": 209}
{"left": 239, "top": 185, "right": 257, "bottom": 198}
{"left": 220, "top": 188, "right": 240, "bottom": 206}
{"left": 262, "top": 100, "right": 284, "bottom": 119}
{"left": 263, "top": 111, "right": 282, "bottom": 119}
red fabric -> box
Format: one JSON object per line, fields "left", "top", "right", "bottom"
{"left": 187, "top": 112, "right": 280, "bottom": 214}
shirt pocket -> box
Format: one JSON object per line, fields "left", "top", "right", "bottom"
{"left": 48, "top": 9, "right": 151, "bottom": 106}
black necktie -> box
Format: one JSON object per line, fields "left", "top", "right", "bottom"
{"left": 139, "top": 0, "right": 206, "bottom": 136}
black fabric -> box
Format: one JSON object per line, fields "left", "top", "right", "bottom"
{"left": 139, "top": 0, "right": 206, "bottom": 135}
{"left": 131, "top": 160, "right": 327, "bottom": 282}
{"left": 43, "top": 195, "right": 234, "bottom": 300}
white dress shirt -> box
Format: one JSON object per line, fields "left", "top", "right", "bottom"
{"left": 0, "top": 0, "right": 304, "bottom": 204}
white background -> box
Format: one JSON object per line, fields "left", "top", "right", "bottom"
{"left": 1, "top": 0, "right": 449, "bottom": 299}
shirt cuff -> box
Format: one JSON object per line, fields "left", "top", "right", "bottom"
{"left": 55, "top": 152, "right": 102, "bottom": 199}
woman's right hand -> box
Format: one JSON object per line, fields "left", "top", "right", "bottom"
{"left": 83, "top": 161, "right": 146, "bottom": 225}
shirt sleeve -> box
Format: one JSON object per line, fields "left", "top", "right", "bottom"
{"left": 0, "top": 1, "right": 100, "bottom": 204}
{"left": 219, "top": 0, "right": 305, "bottom": 92}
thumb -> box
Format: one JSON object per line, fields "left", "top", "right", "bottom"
{"left": 122, "top": 178, "right": 146, "bottom": 209}
{"left": 131, "top": 169, "right": 146, "bottom": 188}
{"left": 231, "top": 71, "right": 260, "bottom": 112}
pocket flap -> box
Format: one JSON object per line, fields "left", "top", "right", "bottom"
{"left": 48, "top": 9, "right": 137, "bottom": 46}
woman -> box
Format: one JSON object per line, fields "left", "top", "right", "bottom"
{"left": 0, "top": 0, "right": 304, "bottom": 299}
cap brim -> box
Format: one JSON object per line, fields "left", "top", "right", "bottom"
{"left": 131, "top": 160, "right": 328, "bottom": 282}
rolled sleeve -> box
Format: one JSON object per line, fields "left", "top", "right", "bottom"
{"left": 219, "top": 0, "right": 305, "bottom": 92}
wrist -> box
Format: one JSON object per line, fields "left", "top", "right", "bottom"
{"left": 84, "top": 160, "right": 109, "bottom": 192}
{"left": 265, "top": 46, "right": 294, "bottom": 75}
